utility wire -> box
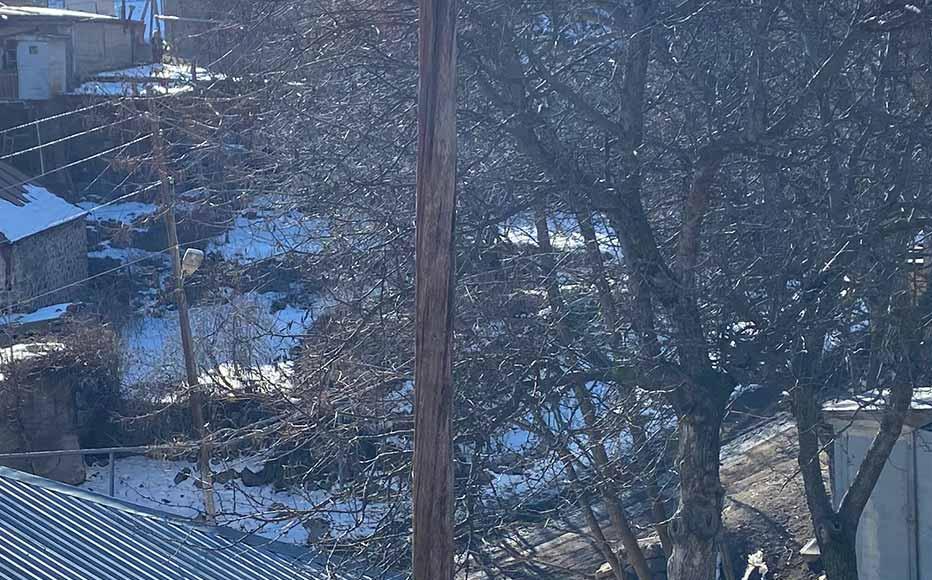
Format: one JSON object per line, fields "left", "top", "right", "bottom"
{"left": 0, "top": 116, "right": 142, "bottom": 162}
{"left": 0, "top": 100, "right": 123, "bottom": 138}
{"left": 4, "top": 229, "right": 221, "bottom": 313}
{"left": 0, "top": 134, "right": 152, "bottom": 193}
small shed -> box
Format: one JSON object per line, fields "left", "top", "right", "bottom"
{"left": 0, "top": 5, "right": 147, "bottom": 100}
{"left": 0, "top": 161, "right": 87, "bottom": 310}
{"left": 0, "top": 466, "right": 366, "bottom": 579}
{"left": 824, "top": 389, "right": 932, "bottom": 580}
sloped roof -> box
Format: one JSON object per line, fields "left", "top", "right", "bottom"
{"left": 0, "top": 466, "right": 362, "bottom": 580}
{"left": 823, "top": 387, "right": 932, "bottom": 428}
{"left": 0, "top": 5, "right": 119, "bottom": 21}
{"left": 0, "top": 162, "right": 85, "bottom": 244}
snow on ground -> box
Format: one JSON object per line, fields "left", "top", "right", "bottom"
{"left": 208, "top": 211, "right": 326, "bottom": 265}
{"left": 70, "top": 61, "right": 224, "bottom": 97}
{"left": 720, "top": 414, "right": 795, "bottom": 465}
{"left": 0, "top": 342, "right": 65, "bottom": 381}
{"left": 95, "top": 62, "right": 221, "bottom": 82}
{"left": 82, "top": 455, "right": 387, "bottom": 545}
{"left": 79, "top": 201, "right": 158, "bottom": 226}
{"left": 0, "top": 303, "right": 72, "bottom": 327}
{"left": 120, "top": 291, "right": 316, "bottom": 390}
{"left": 70, "top": 80, "right": 195, "bottom": 97}
{"left": 502, "top": 212, "right": 623, "bottom": 259}
{"left": 88, "top": 242, "right": 166, "bottom": 265}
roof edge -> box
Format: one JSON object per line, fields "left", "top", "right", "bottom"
{"left": 7, "top": 210, "right": 88, "bottom": 244}
{"left": 0, "top": 465, "right": 319, "bottom": 563}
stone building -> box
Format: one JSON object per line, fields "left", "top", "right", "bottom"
{"left": 0, "top": 161, "right": 87, "bottom": 311}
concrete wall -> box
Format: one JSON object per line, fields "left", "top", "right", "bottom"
{"left": 72, "top": 20, "right": 143, "bottom": 78}
{"left": 833, "top": 424, "right": 926, "bottom": 580}
{"left": 916, "top": 430, "right": 932, "bottom": 579}
{"left": 6, "top": 218, "right": 87, "bottom": 310}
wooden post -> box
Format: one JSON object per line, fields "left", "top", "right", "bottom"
{"left": 151, "top": 105, "right": 218, "bottom": 524}
{"left": 412, "top": 0, "right": 458, "bottom": 578}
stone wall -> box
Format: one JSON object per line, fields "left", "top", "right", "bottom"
{"left": 0, "top": 344, "right": 86, "bottom": 485}
{"left": 7, "top": 218, "right": 87, "bottom": 310}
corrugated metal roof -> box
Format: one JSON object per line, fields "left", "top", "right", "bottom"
{"left": 0, "top": 467, "right": 363, "bottom": 580}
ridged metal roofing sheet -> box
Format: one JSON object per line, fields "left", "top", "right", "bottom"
{"left": 0, "top": 467, "right": 359, "bottom": 580}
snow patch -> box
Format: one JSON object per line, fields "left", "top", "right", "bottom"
{"left": 209, "top": 212, "right": 325, "bottom": 265}
{"left": 82, "top": 454, "right": 388, "bottom": 545}
{"left": 0, "top": 303, "right": 72, "bottom": 327}
{"left": 0, "top": 184, "right": 85, "bottom": 243}
{"left": 80, "top": 201, "right": 158, "bottom": 225}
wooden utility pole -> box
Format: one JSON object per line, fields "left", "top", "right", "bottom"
{"left": 412, "top": 0, "right": 458, "bottom": 578}
{"left": 151, "top": 105, "right": 217, "bottom": 523}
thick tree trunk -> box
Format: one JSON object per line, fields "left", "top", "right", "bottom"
{"left": 667, "top": 397, "right": 726, "bottom": 580}
{"left": 819, "top": 529, "right": 859, "bottom": 580}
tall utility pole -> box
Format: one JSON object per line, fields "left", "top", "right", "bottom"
{"left": 412, "top": 0, "right": 458, "bottom": 578}
{"left": 150, "top": 104, "right": 217, "bottom": 523}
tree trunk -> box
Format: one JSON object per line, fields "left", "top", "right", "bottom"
{"left": 667, "top": 397, "right": 726, "bottom": 580}
{"left": 534, "top": 206, "right": 653, "bottom": 580}
{"left": 819, "top": 528, "right": 859, "bottom": 580}
{"left": 574, "top": 385, "right": 654, "bottom": 580}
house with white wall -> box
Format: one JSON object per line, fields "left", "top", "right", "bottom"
{"left": 824, "top": 391, "right": 932, "bottom": 580}
{"left": 0, "top": 3, "right": 148, "bottom": 100}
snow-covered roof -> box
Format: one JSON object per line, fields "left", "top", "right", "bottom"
{"left": 69, "top": 62, "right": 224, "bottom": 97}
{"left": 0, "top": 5, "right": 119, "bottom": 21}
{"left": 823, "top": 388, "right": 932, "bottom": 413}
{"left": 0, "top": 163, "right": 85, "bottom": 244}
{"left": 823, "top": 387, "right": 932, "bottom": 429}
{"left": 95, "top": 63, "right": 221, "bottom": 81}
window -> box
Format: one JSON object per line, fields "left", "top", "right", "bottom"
{"left": 1, "top": 41, "right": 16, "bottom": 72}
{"left": 28, "top": 46, "right": 39, "bottom": 55}
{"left": 0, "top": 247, "right": 11, "bottom": 292}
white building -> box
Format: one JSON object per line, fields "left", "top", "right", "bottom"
{"left": 825, "top": 390, "right": 932, "bottom": 580}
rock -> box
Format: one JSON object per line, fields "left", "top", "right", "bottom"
{"left": 239, "top": 466, "right": 266, "bottom": 487}
{"left": 174, "top": 467, "right": 192, "bottom": 484}
{"left": 302, "top": 517, "right": 330, "bottom": 543}
{"left": 214, "top": 468, "right": 238, "bottom": 484}
{"left": 239, "top": 461, "right": 282, "bottom": 487}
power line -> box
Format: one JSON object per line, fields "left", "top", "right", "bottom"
{"left": 0, "top": 100, "right": 123, "bottom": 138}
{"left": 0, "top": 134, "right": 152, "bottom": 193}
{"left": 80, "top": 181, "right": 162, "bottom": 216}
{"left": 4, "top": 229, "right": 220, "bottom": 313}
{"left": 0, "top": 116, "right": 142, "bottom": 162}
